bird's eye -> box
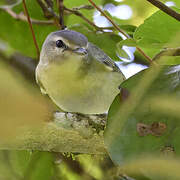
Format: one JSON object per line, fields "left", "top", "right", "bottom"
{"left": 56, "top": 40, "right": 66, "bottom": 48}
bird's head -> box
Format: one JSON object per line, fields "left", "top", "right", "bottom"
{"left": 40, "top": 30, "right": 88, "bottom": 64}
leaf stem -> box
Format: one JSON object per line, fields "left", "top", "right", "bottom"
{"left": 22, "top": 0, "right": 40, "bottom": 59}
{"left": 147, "top": 0, "right": 180, "bottom": 22}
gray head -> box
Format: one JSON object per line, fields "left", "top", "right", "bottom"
{"left": 40, "top": 30, "right": 88, "bottom": 63}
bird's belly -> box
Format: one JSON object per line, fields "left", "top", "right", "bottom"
{"left": 39, "top": 63, "right": 122, "bottom": 114}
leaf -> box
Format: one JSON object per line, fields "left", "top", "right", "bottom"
{"left": 134, "top": 8, "right": 180, "bottom": 58}
{"left": 0, "top": 1, "right": 57, "bottom": 58}
{"left": 158, "top": 56, "right": 180, "bottom": 65}
{"left": 0, "top": 151, "right": 55, "bottom": 180}
{"left": 118, "top": 38, "right": 137, "bottom": 47}
{"left": 25, "top": 152, "right": 55, "bottom": 180}
{"left": 119, "top": 25, "right": 137, "bottom": 36}
{"left": 116, "top": 42, "right": 131, "bottom": 60}
{"left": 121, "top": 157, "right": 180, "bottom": 180}
{"left": 105, "top": 65, "right": 180, "bottom": 178}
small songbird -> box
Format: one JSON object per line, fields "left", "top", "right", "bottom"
{"left": 36, "top": 30, "right": 125, "bottom": 114}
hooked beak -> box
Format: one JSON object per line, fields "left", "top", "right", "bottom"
{"left": 63, "top": 47, "right": 87, "bottom": 56}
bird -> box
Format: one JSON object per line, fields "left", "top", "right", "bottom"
{"left": 36, "top": 30, "right": 125, "bottom": 114}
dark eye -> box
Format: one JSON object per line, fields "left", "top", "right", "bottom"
{"left": 56, "top": 40, "right": 66, "bottom": 48}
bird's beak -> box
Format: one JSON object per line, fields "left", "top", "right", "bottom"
{"left": 73, "top": 47, "right": 87, "bottom": 55}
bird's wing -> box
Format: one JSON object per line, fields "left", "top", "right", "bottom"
{"left": 87, "top": 42, "right": 121, "bottom": 73}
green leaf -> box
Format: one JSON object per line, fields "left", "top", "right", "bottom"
{"left": 13, "top": 0, "right": 46, "bottom": 19}
{"left": 116, "top": 48, "right": 130, "bottom": 60}
{"left": 119, "top": 25, "right": 137, "bottom": 36}
{"left": 0, "top": 151, "right": 55, "bottom": 180}
{"left": 121, "top": 157, "right": 180, "bottom": 180}
{"left": 134, "top": 8, "right": 180, "bottom": 58}
{"left": 118, "top": 38, "right": 137, "bottom": 47}
{"left": 26, "top": 152, "right": 55, "bottom": 180}
{"left": 116, "top": 42, "right": 131, "bottom": 60}
{"left": 0, "top": 11, "right": 57, "bottom": 58}
{"left": 8, "top": 150, "right": 32, "bottom": 177}
{"left": 105, "top": 65, "right": 180, "bottom": 178}
{"left": 158, "top": 56, "right": 180, "bottom": 65}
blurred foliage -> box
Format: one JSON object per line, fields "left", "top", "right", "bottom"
{"left": 1, "top": 0, "right": 180, "bottom": 179}
{"left": 0, "top": 60, "right": 53, "bottom": 142}
{"left": 105, "top": 65, "right": 180, "bottom": 179}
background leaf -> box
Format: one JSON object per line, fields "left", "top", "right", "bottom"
{"left": 134, "top": 8, "right": 180, "bottom": 58}
{"left": 105, "top": 65, "right": 180, "bottom": 178}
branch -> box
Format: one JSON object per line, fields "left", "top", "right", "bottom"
{"left": 136, "top": 47, "right": 155, "bottom": 64}
{"left": 58, "top": 0, "right": 66, "bottom": 29}
{"left": 36, "top": 0, "right": 59, "bottom": 27}
{"left": 1, "top": 3, "right": 110, "bottom": 31}
{"left": 72, "top": 5, "right": 94, "bottom": 11}
{"left": 146, "top": 0, "right": 180, "bottom": 22}
{"left": 0, "top": 51, "right": 37, "bottom": 83}
{"left": 64, "top": 7, "right": 103, "bottom": 31}
{"left": 88, "top": 0, "right": 155, "bottom": 65}
{"left": 0, "top": 112, "right": 106, "bottom": 154}
{"left": 45, "top": 0, "right": 53, "bottom": 8}
{"left": 88, "top": 0, "right": 128, "bottom": 37}
{"left": 36, "top": 0, "right": 56, "bottom": 19}
{"left": 22, "top": 0, "right": 40, "bottom": 59}
{"left": 1, "top": 8, "right": 54, "bottom": 25}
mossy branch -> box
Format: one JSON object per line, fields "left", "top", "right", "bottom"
{"left": 0, "top": 112, "right": 106, "bottom": 154}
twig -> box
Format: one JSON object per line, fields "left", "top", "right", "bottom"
{"left": 58, "top": 0, "right": 66, "bottom": 29}
{"left": 2, "top": 8, "right": 54, "bottom": 25}
{"left": 146, "top": 0, "right": 180, "bottom": 22}
{"left": 45, "top": 0, "right": 53, "bottom": 8}
{"left": 72, "top": 5, "right": 94, "bottom": 11}
{"left": 88, "top": 0, "right": 154, "bottom": 64}
{"left": 36, "top": 0, "right": 59, "bottom": 26}
{"left": 136, "top": 47, "right": 155, "bottom": 64}
{"left": 64, "top": 7, "right": 102, "bottom": 31}
{"left": 1, "top": 6, "right": 112, "bottom": 30}
{"left": 88, "top": 0, "right": 129, "bottom": 37}
{"left": 22, "top": 0, "right": 40, "bottom": 59}
{"left": 36, "top": 0, "right": 54, "bottom": 19}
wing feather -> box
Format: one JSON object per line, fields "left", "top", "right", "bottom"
{"left": 87, "top": 42, "right": 121, "bottom": 73}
